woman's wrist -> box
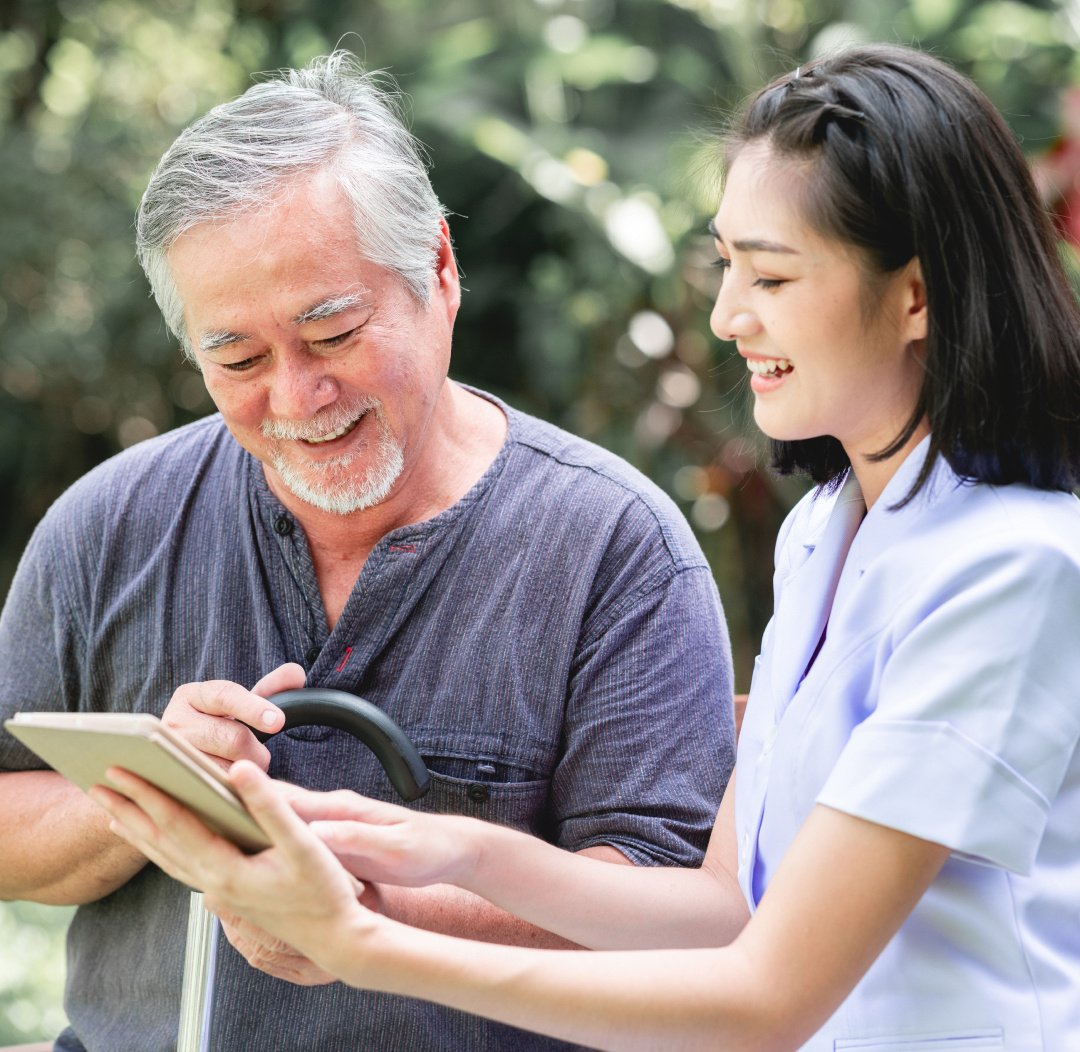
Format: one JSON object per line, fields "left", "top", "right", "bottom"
{"left": 325, "top": 906, "right": 424, "bottom": 992}
{"left": 457, "top": 818, "right": 523, "bottom": 897}
{"left": 409, "top": 811, "right": 500, "bottom": 892}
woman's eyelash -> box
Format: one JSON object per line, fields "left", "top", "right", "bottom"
{"left": 710, "top": 256, "right": 785, "bottom": 290}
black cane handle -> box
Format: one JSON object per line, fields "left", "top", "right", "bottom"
{"left": 262, "top": 688, "right": 430, "bottom": 802}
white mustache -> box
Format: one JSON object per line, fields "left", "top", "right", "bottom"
{"left": 260, "top": 398, "right": 379, "bottom": 442}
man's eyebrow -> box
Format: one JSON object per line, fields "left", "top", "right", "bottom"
{"left": 293, "top": 292, "right": 369, "bottom": 326}
{"left": 707, "top": 220, "right": 798, "bottom": 255}
{"left": 200, "top": 329, "right": 249, "bottom": 353}
{"left": 195, "top": 293, "right": 370, "bottom": 353}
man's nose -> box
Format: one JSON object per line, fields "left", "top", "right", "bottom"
{"left": 267, "top": 351, "right": 339, "bottom": 420}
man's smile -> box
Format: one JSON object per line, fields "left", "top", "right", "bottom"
{"left": 301, "top": 413, "right": 366, "bottom": 445}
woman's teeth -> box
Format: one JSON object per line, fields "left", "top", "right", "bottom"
{"left": 747, "top": 358, "right": 793, "bottom": 376}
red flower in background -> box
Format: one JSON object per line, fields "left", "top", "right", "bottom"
{"left": 1033, "top": 88, "right": 1080, "bottom": 249}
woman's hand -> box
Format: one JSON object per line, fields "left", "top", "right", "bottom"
{"left": 280, "top": 784, "right": 484, "bottom": 890}
{"left": 89, "top": 760, "right": 381, "bottom": 977}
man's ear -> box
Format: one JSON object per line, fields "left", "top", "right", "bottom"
{"left": 434, "top": 217, "right": 461, "bottom": 321}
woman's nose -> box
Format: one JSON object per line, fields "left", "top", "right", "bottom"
{"left": 709, "top": 283, "right": 761, "bottom": 343}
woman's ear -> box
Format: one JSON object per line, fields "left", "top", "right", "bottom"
{"left": 902, "top": 257, "right": 928, "bottom": 343}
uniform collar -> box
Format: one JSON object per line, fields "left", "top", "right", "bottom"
{"left": 767, "top": 472, "right": 866, "bottom": 715}
{"left": 769, "top": 439, "right": 961, "bottom": 711}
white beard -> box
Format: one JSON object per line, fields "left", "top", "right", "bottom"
{"left": 261, "top": 399, "right": 405, "bottom": 515}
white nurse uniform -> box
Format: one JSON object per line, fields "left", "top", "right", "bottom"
{"left": 736, "top": 438, "right": 1080, "bottom": 1051}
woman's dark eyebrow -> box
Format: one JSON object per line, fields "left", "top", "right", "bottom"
{"left": 733, "top": 238, "right": 798, "bottom": 254}
{"left": 707, "top": 219, "right": 798, "bottom": 255}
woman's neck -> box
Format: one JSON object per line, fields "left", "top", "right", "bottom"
{"left": 846, "top": 419, "right": 930, "bottom": 510}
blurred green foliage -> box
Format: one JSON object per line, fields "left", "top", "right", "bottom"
{"left": 2, "top": 0, "right": 1078, "bottom": 1043}
{"left": 0, "top": 902, "right": 72, "bottom": 1045}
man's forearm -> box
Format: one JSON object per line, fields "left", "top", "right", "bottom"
{"left": 380, "top": 883, "right": 582, "bottom": 947}
{"left": 0, "top": 771, "right": 147, "bottom": 904}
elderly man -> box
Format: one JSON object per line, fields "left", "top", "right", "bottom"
{"left": 0, "top": 52, "right": 734, "bottom": 1052}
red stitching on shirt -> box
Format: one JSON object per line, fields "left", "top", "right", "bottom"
{"left": 335, "top": 646, "right": 353, "bottom": 672}
{"left": 388, "top": 544, "right": 417, "bottom": 553}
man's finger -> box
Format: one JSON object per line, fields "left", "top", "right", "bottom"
{"left": 250, "top": 662, "right": 307, "bottom": 702}
{"left": 169, "top": 680, "right": 284, "bottom": 734}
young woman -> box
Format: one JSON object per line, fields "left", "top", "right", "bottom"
{"left": 96, "top": 44, "right": 1080, "bottom": 1050}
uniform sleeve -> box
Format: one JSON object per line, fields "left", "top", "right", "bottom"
{"left": 817, "top": 538, "right": 1080, "bottom": 875}
{"left": 550, "top": 560, "right": 736, "bottom": 866}
{"left": 0, "top": 501, "right": 90, "bottom": 771}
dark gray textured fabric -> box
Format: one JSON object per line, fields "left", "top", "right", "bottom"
{"left": 0, "top": 390, "right": 735, "bottom": 1052}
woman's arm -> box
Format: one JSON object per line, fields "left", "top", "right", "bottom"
{"left": 330, "top": 805, "right": 949, "bottom": 1052}
{"left": 289, "top": 770, "right": 746, "bottom": 949}
{"left": 95, "top": 761, "right": 949, "bottom": 1051}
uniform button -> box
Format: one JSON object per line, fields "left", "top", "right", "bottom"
{"left": 305, "top": 646, "right": 321, "bottom": 666}
{"left": 274, "top": 515, "right": 293, "bottom": 536}
{"left": 466, "top": 783, "right": 490, "bottom": 803}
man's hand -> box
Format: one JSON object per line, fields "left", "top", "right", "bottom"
{"left": 217, "top": 881, "right": 389, "bottom": 986}
{"left": 217, "top": 909, "right": 338, "bottom": 986}
{"left": 159, "top": 663, "right": 303, "bottom": 771}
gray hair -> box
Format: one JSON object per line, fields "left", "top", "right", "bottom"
{"left": 135, "top": 51, "right": 446, "bottom": 357}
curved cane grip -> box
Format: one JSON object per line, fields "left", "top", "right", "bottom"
{"left": 263, "top": 688, "right": 430, "bottom": 802}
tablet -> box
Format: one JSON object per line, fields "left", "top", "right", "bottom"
{"left": 4, "top": 711, "right": 271, "bottom": 852}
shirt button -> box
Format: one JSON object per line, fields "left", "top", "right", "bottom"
{"left": 466, "top": 783, "right": 490, "bottom": 803}
{"left": 274, "top": 515, "right": 293, "bottom": 536}
{"left": 304, "top": 646, "right": 321, "bottom": 666}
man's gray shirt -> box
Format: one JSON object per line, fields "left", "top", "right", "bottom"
{"left": 0, "top": 391, "right": 735, "bottom": 1052}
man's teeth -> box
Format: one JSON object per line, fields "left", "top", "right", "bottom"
{"left": 747, "top": 358, "right": 793, "bottom": 376}
{"left": 303, "top": 416, "right": 362, "bottom": 444}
